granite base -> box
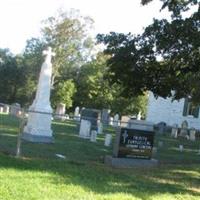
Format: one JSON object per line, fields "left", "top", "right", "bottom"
{"left": 104, "top": 155, "right": 158, "bottom": 168}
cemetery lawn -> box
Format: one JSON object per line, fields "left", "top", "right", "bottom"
{"left": 0, "top": 114, "right": 200, "bottom": 200}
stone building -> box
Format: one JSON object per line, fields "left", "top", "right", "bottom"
{"left": 146, "top": 92, "right": 200, "bottom": 129}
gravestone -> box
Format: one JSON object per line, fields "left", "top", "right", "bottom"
{"left": 55, "top": 103, "right": 66, "bottom": 120}
{"left": 90, "top": 130, "right": 97, "bottom": 142}
{"left": 171, "top": 126, "right": 178, "bottom": 138}
{"left": 113, "top": 127, "right": 154, "bottom": 159}
{"left": 113, "top": 114, "right": 120, "bottom": 127}
{"left": 0, "top": 106, "right": 3, "bottom": 113}
{"left": 3, "top": 105, "right": 9, "bottom": 114}
{"left": 189, "top": 128, "right": 196, "bottom": 141}
{"left": 10, "top": 103, "right": 21, "bottom": 116}
{"left": 74, "top": 106, "right": 80, "bottom": 121}
{"left": 79, "top": 119, "right": 91, "bottom": 139}
{"left": 109, "top": 117, "right": 113, "bottom": 126}
{"left": 101, "top": 109, "right": 110, "bottom": 124}
{"left": 22, "top": 47, "right": 55, "bottom": 143}
{"left": 155, "top": 122, "right": 166, "bottom": 134}
{"left": 81, "top": 108, "right": 101, "bottom": 131}
{"left": 180, "top": 120, "right": 189, "bottom": 138}
{"left": 105, "top": 124, "right": 157, "bottom": 168}
{"left": 104, "top": 133, "right": 112, "bottom": 146}
{"left": 97, "top": 121, "right": 103, "bottom": 134}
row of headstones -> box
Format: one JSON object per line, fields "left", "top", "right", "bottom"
{"left": 79, "top": 119, "right": 112, "bottom": 146}
{"left": 171, "top": 120, "right": 198, "bottom": 141}
{"left": 171, "top": 126, "right": 197, "bottom": 141}
{"left": 74, "top": 106, "right": 120, "bottom": 125}
{"left": 0, "top": 103, "right": 21, "bottom": 116}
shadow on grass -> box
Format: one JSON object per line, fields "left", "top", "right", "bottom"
{"left": 0, "top": 153, "right": 199, "bottom": 200}
{"left": 0, "top": 115, "right": 200, "bottom": 199}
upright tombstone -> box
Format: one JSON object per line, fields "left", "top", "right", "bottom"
{"left": 74, "top": 106, "right": 80, "bottom": 121}
{"left": 105, "top": 121, "right": 157, "bottom": 168}
{"left": 3, "top": 105, "right": 9, "bottom": 114}
{"left": 109, "top": 117, "right": 113, "bottom": 126}
{"left": 113, "top": 114, "right": 120, "bottom": 127}
{"left": 189, "top": 128, "right": 196, "bottom": 141}
{"left": 22, "top": 47, "right": 55, "bottom": 143}
{"left": 79, "top": 119, "right": 91, "bottom": 139}
{"left": 180, "top": 120, "right": 188, "bottom": 138}
{"left": 81, "top": 108, "right": 101, "bottom": 131}
{"left": 101, "top": 109, "right": 110, "bottom": 125}
{"left": 10, "top": 103, "right": 21, "bottom": 116}
{"left": 55, "top": 103, "right": 66, "bottom": 120}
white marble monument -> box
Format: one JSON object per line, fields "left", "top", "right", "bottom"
{"left": 22, "top": 47, "right": 55, "bottom": 143}
{"left": 79, "top": 119, "right": 91, "bottom": 139}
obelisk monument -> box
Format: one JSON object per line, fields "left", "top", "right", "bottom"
{"left": 22, "top": 47, "right": 55, "bottom": 143}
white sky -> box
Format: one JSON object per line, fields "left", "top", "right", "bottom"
{"left": 0, "top": 0, "right": 170, "bottom": 54}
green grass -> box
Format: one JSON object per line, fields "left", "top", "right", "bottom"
{"left": 0, "top": 114, "right": 200, "bottom": 200}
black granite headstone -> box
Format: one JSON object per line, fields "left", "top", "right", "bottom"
{"left": 114, "top": 127, "right": 155, "bottom": 159}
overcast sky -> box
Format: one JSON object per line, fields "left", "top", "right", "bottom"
{"left": 0, "top": 0, "right": 170, "bottom": 54}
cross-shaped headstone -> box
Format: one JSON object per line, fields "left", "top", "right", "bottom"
{"left": 122, "top": 130, "right": 128, "bottom": 144}
{"left": 43, "top": 47, "right": 55, "bottom": 63}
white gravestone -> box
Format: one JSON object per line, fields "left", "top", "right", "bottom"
{"left": 79, "top": 119, "right": 91, "bottom": 139}
{"left": 0, "top": 107, "right": 3, "bottom": 113}
{"left": 10, "top": 103, "right": 21, "bottom": 116}
{"left": 109, "top": 117, "right": 113, "bottom": 126}
{"left": 189, "top": 129, "right": 196, "bottom": 141}
{"left": 97, "top": 121, "right": 103, "bottom": 134}
{"left": 171, "top": 127, "right": 178, "bottom": 138}
{"left": 104, "top": 134, "right": 112, "bottom": 146}
{"left": 74, "top": 106, "right": 80, "bottom": 121}
{"left": 22, "top": 47, "right": 55, "bottom": 143}
{"left": 55, "top": 103, "right": 66, "bottom": 120}
{"left": 113, "top": 114, "right": 120, "bottom": 127}
{"left": 90, "top": 130, "right": 97, "bottom": 142}
{"left": 3, "top": 105, "right": 9, "bottom": 114}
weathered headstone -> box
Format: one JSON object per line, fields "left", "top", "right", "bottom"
{"left": 97, "top": 121, "right": 103, "bottom": 134}
{"left": 55, "top": 103, "right": 66, "bottom": 120}
{"left": 189, "top": 128, "right": 196, "bottom": 141}
{"left": 101, "top": 109, "right": 110, "bottom": 124}
{"left": 179, "top": 145, "right": 184, "bottom": 152}
{"left": 113, "top": 114, "right": 120, "bottom": 127}
{"left": 74, "top": 106, "right": 80, "bottom": 121}
{"left": 104, "top": 133, "right": 112, "bottom": 146}
{"left": 171, "top": 127, "right": 178, "bottom": 138}
{"left": 90, "top": 130, "right": 97, "bottom": 142}
{"left": 81, "top": 108, "right": 100, "bottom": 131}
{"left": 22, "top": 47, "right": 55, "bottom": 143}
{"left": 79, "top": 119, "right": 91, "bottom": 139}
{"left": 3, "top": 105, "right": 9, "bottom": 114}
{"left": 10, "top": 103, "right": 21, "bottom": 116}
{"left": 109, "top": 117, "right": 113, "bottom": 126}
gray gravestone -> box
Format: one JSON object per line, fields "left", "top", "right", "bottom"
{"left": 79, "top": 119, "right": 91, "bottom": 139}
{"left": 104, "top": 122, "right": 158, "bottom": 168}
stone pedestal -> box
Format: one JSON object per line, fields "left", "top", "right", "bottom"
{"left": 104, "top": 155, "right": 158, "bottom": 168}
{"left": 22, "top": 47, "right": 55, "bottom": 143}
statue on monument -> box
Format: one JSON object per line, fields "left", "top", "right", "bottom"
{"left": 22, "top": 47, "right": 55, "bottom": 143}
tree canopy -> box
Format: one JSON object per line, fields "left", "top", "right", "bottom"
{"left": 97, "top": 0, "right": 200, "bottom": 102}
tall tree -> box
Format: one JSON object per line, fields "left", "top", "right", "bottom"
{"left": 74, "top": 53, "right": 147, "bottom": 116}
{"left": 97, "top": 1, "right": 200, "bottom": 102}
